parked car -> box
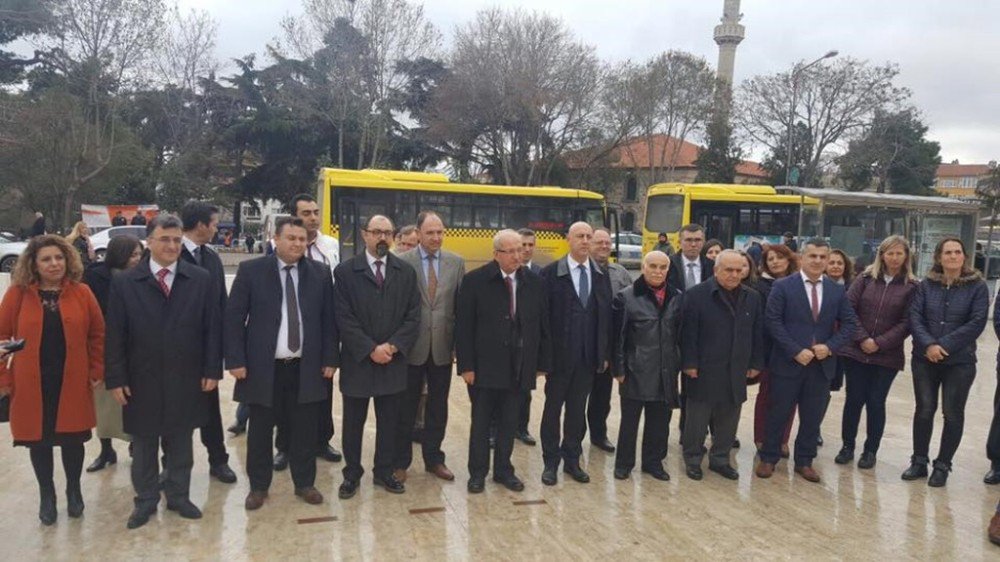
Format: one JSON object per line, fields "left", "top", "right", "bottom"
{"left": 0, "top": 235, "right": 28, "bottom": 273}
{"left": 613, "top": 232, "right": 643, "bottom": 268}
{"left": 90, "top": 225, "right": 148, "bottom": 260}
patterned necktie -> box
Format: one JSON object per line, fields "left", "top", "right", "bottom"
{"left": 284, "top": 265, "right": 300, "bottom": 352}
{"left": 809, "top": 279, "right": 820, "bottom": 321}
{"left": 578, "top": 264, "right": 589, "bottom": 304}
{"left": 156, "top": 268, "right": 170, "bottom": 298}
{"left": 374, "top": 260, "right": 384, "bottom": 289}
{"left": 686, "top": 262, "right": 698, "bottom": 288}
{"left": 426, "top": 253, "right": 437, "bottom": 302}
{"left": 193, "top": 245, "right": 203, "bottom": 266}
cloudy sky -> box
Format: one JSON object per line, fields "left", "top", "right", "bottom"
{"left": 179, "top": 0, "right": 997, "bottom": 164}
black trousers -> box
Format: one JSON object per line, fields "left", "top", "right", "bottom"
{"left": 133, "top": 430, "right": 193, "bottom": 508}
{"left": 246, "top": 361, "right": 319, "bottom": 492}
{"left": 988, "top": 366, "right": 1000, "bottom": 469}
{"left": 682, "top": 399, "right": 741, "bottom": 468}
{"left": 587, "top": 370, "right": 614, "bottom": 442}
{"left": 911, "top": 360, "right": 976, "bottom": 464}
{"left": 342, "top": 392, "right": 401, "bottom": 481}
{"left": 841, "top": 358, "right": 898, "bottom": 453}
{"left": 517, "top": 389, "right": 532, "bottom": 434}
{"left": 198, "top": 388, "right": 229, "bottom": 466}
{"left": 614, "top": 396, "right": 669, "bottom": 471}
{"left": 276, "top": 379, "right": 334, "bottom": 453}
{"left": 468, "top": 385, "right": 519, "bottom": 479}
{"left": 541, "top": 363, "right": 594, "bottom": 468}
{"left": 395, "top": 360, "right": 452, "bottom": 470}
{"left": 761, "top": 363, "right": 829, "bottom": 467}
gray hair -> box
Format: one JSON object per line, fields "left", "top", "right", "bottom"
{"left": 493, "top": 229, "right": 521, "bottom": 250}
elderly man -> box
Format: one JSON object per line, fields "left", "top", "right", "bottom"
{"left": 680, "top": 250, "right": 764, "bottom": 481}
{"left": 539, "top": 222, "right": 612, "bottom": 485}
{"left": 611, "top": 251, "right": 679, "bottom": 481}
{"left": 394, "top": 225, "right": 419, "bottom": 253}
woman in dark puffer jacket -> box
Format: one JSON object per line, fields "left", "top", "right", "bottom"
{"left": 834, "top": 236, "right": 918, "bottom": 469}
{"left": 903, "top": 237, "right": 988, "bottom": 487}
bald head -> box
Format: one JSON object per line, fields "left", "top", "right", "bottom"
{"left": 714, "top": 249, "right": 744, "bottom": 290}
{"left": 567, "top": 222, "right": 593, "bottom": 262}
{"left": 642, "top": 251, "right": 670, "bottom": 287}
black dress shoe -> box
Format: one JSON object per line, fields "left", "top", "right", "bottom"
{"left": 338, "top": 479, "right": 359, "bottom": 499}
{"left": 613, "top": 467, "right": 630, "bottom": 480}
{"left": 273, "top": 451, "right": 289, "bottom": 471}
{"left": 166, "top": 500, "right": 202, "bottom": 519}
{"left": 564, "top": 464, "right": 590, "bottom": 483}
{"left": 834, "top": 446, "right": 854, "bottom": 465}
{"left": 685, "top": 466, "right": 704, "bottom": 481}
{"left": 467, "top": 477, "right": 485, "bottom": 493}
{"left": 374, "top": 474, "right": 406, "bottom": 494}
{"left": 732, "top": 439, "right": 741, "bottom": 449}
{"left": 86, "top": 450, "right": 117, "bottom": 473}
{"left": 709, "top": 464, "right": 740, "bottom": 480}
{"left": 928, "top": 461, "right": 951, "bottom": 488}
{"left": 227, "top": 422, "right": 246, "bottom": 436}
{"left": 857, "top": 452, "right": 877, "bottom": 469}
{"left": 210, "top": 463, "right": 238, "bottom": 484}
{"left": 317, "top": 445, "right": 343, "bottom": 463}
{"left": 642, "top": 467, "right": 671, "bottom": 481}
{"left": 901, "top": 461, "right": 928, "bottom": 481}
{"left": 985, "top": 467, "right": 1000, "bottom": 485}
{"left": 493, "top": 475, "right": 525, "bottom": 492}
{"left": 39, "top": 487, "right": 57, "bottom": 526}
{"left": 592, "top": 438, "right": 616, "bottom": 453}
{"left": 541, "top": 467, "right": 558, "bottom": 486}
{"left": 515, "top": 431, "right": 537, "bottom": 446}
{"left": 126, "top": 505, "right": 156, "bottom": 530}
{"left": 66, "top": 485, "right": 85, "bottom": 518}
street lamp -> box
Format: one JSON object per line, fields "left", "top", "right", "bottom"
{"left": 785, "top": 49, "right": 838, "bottom": 186}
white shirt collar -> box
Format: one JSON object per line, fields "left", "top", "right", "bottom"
{"left": 150, "top": 259, "right": 177, "bottom": 277}
{"left": 800, "top": 271, "right": 824, "bottom": 285}
{"left": 366, "top": 250, "right": 385, "bottom": 267}
{"left": 418, "top": 245, "right": 437, "bottom": 260}
{"left": 568, "top": 255, "right": 589, "bottom": 271}
{"left": 277, "top": 257, "right": 297, "bottom": 271}
{"left": 682, "top": 254, "right": 700, "bottom": 267}
{"left": 181, "top": 236, "right": 199, "bottom": 255}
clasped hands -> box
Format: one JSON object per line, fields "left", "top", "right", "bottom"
{"left": 795, "top": 344, "right": 832, "bottom": 366}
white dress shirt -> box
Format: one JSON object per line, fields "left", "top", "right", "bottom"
{"left": 418, "top": 245, "right": 441, "bottom": 281}
{"left": 502, "top": 270, "right": 518, "bottom": 316}
{"left": 366, "top": 250, "right": 387, "bottom": 278}
{"left": 149, "top": 260, "right": 177, "bottom": 291}
{"left": 567, "top": 255, "right": 591, "bottom": 300}
{"left": 800, "top": 271, "right": 824, "bottom": 313}
{"left": 306, "top": 232, "right": 340, "bottom": 271}
{"left": 682, "top": 255, "right": 702, "bottom": 287}
{"left": 275, "top": 258, "right": 304, "bottom": 359}
{"left": 181, "top": 236, "right": 200, "bottom": 261}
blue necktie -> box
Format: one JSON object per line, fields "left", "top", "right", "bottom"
{"left": 578, "top": 264, "right": 589, "bottom": 304}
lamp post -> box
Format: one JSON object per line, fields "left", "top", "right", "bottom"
{"left": 785, "top": 50, "right": 838, "bottom": 186}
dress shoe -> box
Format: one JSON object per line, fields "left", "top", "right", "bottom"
{"left": 295, "top": 486, "right": 324, "bottom": 504}
{"left": 989, "top": 510, "right": 1000, "bottom": 546}
{"left": 834, "top": 446, "right": 854, "bottom": 465}
{"left": 244, "top": 491, "right": 268, "bottom": 511}
{"left": 685, "top": 466, "right": 703, "bottom": 481}
{"left": 709, "top": 464, "right": 740, "bottom": 481}
{"left": 393, "top": 468, "right": 408, "bottom": 483}
{"left": 317, "top": 444, "right": 343, "bottom": 462}
{"left": 126, "top": 505, "right": 156, "bottom": 530}
{"left": 39, "top": 486, "right": 57, "bottom": 526}
{"left": 732, "top": 439, "right": 741, "bottom": 449}
{"left": 928, "top": 461, "right": 951, "bottom": 488}
{"left": 541, "top": 467, "right": 558, "bottom": 486}
{"left": 780, "top": 444, "right": 790, "bottom": 459}
{"left": 857, "top": 452, "right": 877, "bottom": 470}
{"left": 985, "top": 466, "right": 1000, "bottom": 485}
{"left": 794, "top": 466, "right": 821, "bottom": 483}
{"left": 467, "top": 477, "right": 485, "bottom": 494}
{"left": 613, "top": 467, "right": 630, "bottom": 480}
{"left": 901, "top": 461, "right": 929, "bottom": 481}
{"left": 273, "top": 451, "right": 289, "bottom": 471}
{"left": 493, "top": 475, "right": 525, "bottom": 492}
{"left": 592, "top": 438, "right": 616, "bottom": 453}
{"left": 374, "top": 474, "right": 406, "bottom": 494}
{"left": 227, "top": 422, "right": 246, "bottom": 436}
{"left": 564, "top": 464, "right": 590, "bottom": 483}
{"left": 338, "top": 479, "right": 359, "bottom": 499}
{"left": 66, "top": 485, "right": 85, "bottom": 518}
{"left": 642, "top": 467, "right": 671, "bottom": 481}
{"left": 86, "top": 449, "right": 117, "bottom": 473}
{"left": 210, "top": 463, "right": 238, "bottom": 484}
{"left": 166, "top": 499, "right": 202, "bottom": 519}
{"left": 427, "top": 464, "right": 455, "bottom": 481}
{"left": 515, "top": 431, "right": 536, "bottom": 446}
{"left": 755, "top": 462, "right": 775, "bottom": 479}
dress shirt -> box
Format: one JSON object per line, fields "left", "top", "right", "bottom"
{"left": 149, "top": 260, "right": 178, "bottom": 291}
{"left": 275, "top": 258, "right": 304, "bottom": 359}
{"left": 502, "top": 269, "right": 518, "bottom": 316}
{"left": 682, "top": 255, "right": 702, "bottom": 286}
{"left": 800, "top": 270, "right": 824, "bottom": 313}
{"left": 567, "top": 255, "right": 591, "bottom": 300}
{"left": 181, "top": 236, "right": 201, "bottom": 262}
{"left": 418, "top": 245, "right": 440, "bottom": 281}
{"left": 366, "top": 250, "right": 387, "bottom": 278}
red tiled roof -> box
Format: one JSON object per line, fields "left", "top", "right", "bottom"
{"left": 936, "top": 163, "right": 992, "bottom": 178}
{"left": 565, "top": 134, "right": 768, "bottom": 178}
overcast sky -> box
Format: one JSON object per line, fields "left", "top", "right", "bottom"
{"left": 176, "top": 0, "right": 998, "bottom": 164}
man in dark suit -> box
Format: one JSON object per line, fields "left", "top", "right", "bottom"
{"left": 105, "top": 215, "right": 222, "bottom": 530}
{"left": 457, "top": 229, "right": 550, "bottom": 493}
{"left": 131, "top": 213, "right": 147, "bottom": 226}
{"left": 539, "top": 222, "right": 613, "bottom": 485}
{"left": 507, "top": 227, "right": 542, "bottom": 447}
{"left": 394, "top": 211, "right": 465, "bottom": 484}
{"left": 225, "top": 217, "right": 339, "bottom": 510}
{"left": 681, "top": 250, "right": 764, "bottom": 481}
{"left": 179, "top": 201, "right": 236, "bottom": 484}
{"left": 756, "top": 239, "right": 857, "bottom": 483}
{"left": 334, "top": 215, "right": 421, "bottom": 498}
{"left": 111, "top": 211, "right": 127, "bottom": 227}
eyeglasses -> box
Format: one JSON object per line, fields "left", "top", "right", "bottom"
{"left": 495, "top": 249, "right": 520, "bottom": 255}
{"left": 365, "top": 229, "right": 394, "bottom": 238}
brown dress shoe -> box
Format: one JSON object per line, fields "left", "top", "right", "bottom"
{"left": 989, "top": 511, "right": 1000, "bottom": 546}
{"left": 393, "top": 469, "right": 408, "bottom": 483}
{"left": 295, "top": 487, "right": 324, "bottom": 505}
{"left": 755, "top": 462, "right": 775, "bottom": 479}
{"left": 427, "top": 464, "right": 455, "bottom": 481}
{"left": 795, "top": 466, "right": 821, "bottom": 483}
{"left": 245, "top": 491, "right": 268, "bottom": 511}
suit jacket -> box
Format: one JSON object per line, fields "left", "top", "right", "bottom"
{"left": 225, "top": 256, "right": 339, "bottom": 407}
{"left": 104, "top": 258, "right": 222, "bottom": 437}
{"left": 540, "top": 255, "right": 613, "bottom": 375}
{"left": 399, "top": 247, "right": 465, "bottom": 366}
{"left": 181, "top": 243, "right": 227, "bottom": 362}
{"left": 527, "top": 262, "right": 542, "bottom": 274}
{"left": 764, "top": 274, "right": 858, "bottom": 381}
{"left": 667, "top": 254, "right": 714, "bottom": 292}
{"left": 82, "top": 262, "right": 114, "bottom": 315}
{"left": 334, "top": 252, "right": 421, "bottom": 397}
{"left": 456, "top": 262, "right": 551, "bottom": 391}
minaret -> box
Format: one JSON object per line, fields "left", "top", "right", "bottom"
{"left": 714, "top": 0, "right": 745, "bottom": 88}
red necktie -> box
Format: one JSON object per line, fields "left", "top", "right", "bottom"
{"left": 156, "top": 268, "right": 170, "bottom": 298}
{"left": 505, "top": 276, "right": 515, "bottom": 318}
{"left": 809, "top": 280, "right": 819, "bottom": 321}
{"left": 375, "top": 260, "right": 384, "bottom": 288}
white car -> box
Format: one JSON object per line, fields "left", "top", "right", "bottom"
{"left": 90, "top": 225, "right": 148, "bottom": 260}
{"left": 0, "top": 235, "right": 28, "bottom": 272}
{"left": 613, "top": 232, "right": 643, "bottom": 268}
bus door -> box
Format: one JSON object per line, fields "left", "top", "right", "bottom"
{"left": 337, "top": 199, "right": 361, "bottom": 258}
{"left": 691, "top": 203, "right": 736, "bottom": 247}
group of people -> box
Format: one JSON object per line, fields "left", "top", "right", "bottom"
{"left": 3, "top": 200, "right": 1000, "bottom": 541}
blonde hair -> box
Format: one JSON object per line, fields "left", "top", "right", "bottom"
{"left": 64, "top": 221, "right": 88, "bottom": 244}
{"left": 10, "top": 235, "right": 84, "bottom": 287}
{"left": 863, "top": 235, "right": 916, "bottom": 281}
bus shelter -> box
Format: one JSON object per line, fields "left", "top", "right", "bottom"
{"left": 779, "top": 187, "right": 980, "bottom": 278}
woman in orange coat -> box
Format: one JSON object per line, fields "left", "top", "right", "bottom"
{"left": 0, "top": 235, "right": 105, "bottom": 526}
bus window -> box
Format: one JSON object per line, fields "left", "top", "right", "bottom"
{"left": 645, "top": 194, "right": 684, "bottom": 235}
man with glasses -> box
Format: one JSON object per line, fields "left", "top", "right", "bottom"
{"left": 334, "top": 215, "right": 421, "bottom": 499}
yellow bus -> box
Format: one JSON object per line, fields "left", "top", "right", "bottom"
{"left": 317, "top": 168, "right": 610, "bottom": 268}
{"left": 641, "top": 183, "right": 819, "bottom": 253}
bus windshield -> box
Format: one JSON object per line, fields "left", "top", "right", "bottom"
{"left": 645, "top": 194, "right": 684, "bottom": 234}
